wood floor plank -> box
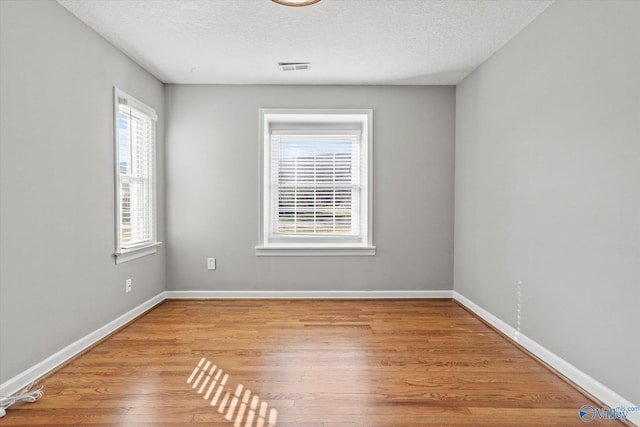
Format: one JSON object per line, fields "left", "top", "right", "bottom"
{"left": 0, "top": 299, "right": 623, "bottom": 426}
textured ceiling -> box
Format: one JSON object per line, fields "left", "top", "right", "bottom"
{"left": 56, "top": 0, "right": 553, "bottom": 85}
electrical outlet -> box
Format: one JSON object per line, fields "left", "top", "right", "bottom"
{"left": 126, "top": 278, "right": 132, "bottom": 293}
{"left": 207, "top": 258, "right": 216, "bottom": 270}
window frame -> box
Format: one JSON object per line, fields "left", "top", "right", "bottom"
{"left": 256, "top": 109, "right": 375, "bottom": 256}
{"left": 113, "top": 88, "right": 161, "bottom": 264}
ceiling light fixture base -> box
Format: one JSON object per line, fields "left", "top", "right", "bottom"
{"left": 272, "top": 0, "right": 321, "bottom": 7}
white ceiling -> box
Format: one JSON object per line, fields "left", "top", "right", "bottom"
{"left": 57, "top": 0, "right": 554, "bottom": 85}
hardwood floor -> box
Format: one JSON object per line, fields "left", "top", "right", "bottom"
{"left": 1, "top": 299, "right": 621, "bottom": 426}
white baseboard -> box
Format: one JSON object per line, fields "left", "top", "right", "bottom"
{"left": 453, "top": 291, "right": 639, "bottom": 426}
{"left": 165, "top": 290, "right": 454, "bottom": 299}
{"left": 0, "top": 292, "right": 166, "bottom": 397}
{"left": 3, "top": 289, "right": 636, "bottom": 425}
{"left": 0, "top": 289, "right": 450, "bottom": 398}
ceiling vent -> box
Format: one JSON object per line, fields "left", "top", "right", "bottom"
{"left": 278, "top": 62, "right": 311, "bottom": 72}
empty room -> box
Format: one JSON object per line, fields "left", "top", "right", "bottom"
{"left": 0, "top": 0, "right": 638, "bottom": 425}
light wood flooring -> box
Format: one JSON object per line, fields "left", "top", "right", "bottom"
{"left": 1, "top": 299, "right": 621, "bottom": 426}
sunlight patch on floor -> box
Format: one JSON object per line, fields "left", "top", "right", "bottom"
{"left": 187, "top": 357, "right": 277, "bottom": 427}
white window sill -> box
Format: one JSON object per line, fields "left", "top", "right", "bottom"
{"left": 255, "top": 245, "right": 376, "bottom": 257}
{"left": 115, "top": 242, "right": 163, "bottom": 264}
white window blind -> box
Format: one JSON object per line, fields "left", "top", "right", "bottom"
{"left": 115, "top": 90, "right": 157, "bottom": 254}
{"left": 270, "top": 133, "right": 361, "bottom": 237}
{"left": 257, "top": 109, "right": 374, "bottom": 256}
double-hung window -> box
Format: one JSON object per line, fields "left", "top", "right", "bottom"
{"left": 257, "top": 109, "right": 375, "bottom": 256}
{"left": 114, "top": 88, "right": 160, "bottom": 264}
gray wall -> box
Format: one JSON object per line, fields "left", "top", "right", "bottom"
{"left": 6, "top": 0, "right": 635, "bottom": 408}
{"left": 165, "top": 85, "right": 455, "bottom": 291}
{"left": 0, "top": 0, "right": 165, "bottom": 383}
{"left": 455, "top": 0, "right": 639, "bottom": 404}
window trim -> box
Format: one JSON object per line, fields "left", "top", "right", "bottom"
{"left": 256, "top": 109, "right": 375, "bottom": 256}
{"left": 113, "top": 88, "right": 161, "bottom": 264}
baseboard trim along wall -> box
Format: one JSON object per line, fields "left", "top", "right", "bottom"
{"left": 164, "top": 290, "right": 454, "bottom": 299}
{"left": 453, "top": 291, "right": 639, "bottom": 426}
{"left": 2, "top": 289, "right": 636, "bottom": 425}
{"left": 0, "top": 292, "right": 166, "bottom": 397}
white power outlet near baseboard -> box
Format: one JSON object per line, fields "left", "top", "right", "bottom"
{"left": 125, "top": 279, "right": 132, "bottom": 293}
{"left": 207, "top": 258, "right": 216, "bottom": 270}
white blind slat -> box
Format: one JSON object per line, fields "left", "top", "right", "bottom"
{"left": 116, "top": 91, "right": 156, "bottom": 249}
{"left": 270, "top": 134, "right": 361, "bottom": 236}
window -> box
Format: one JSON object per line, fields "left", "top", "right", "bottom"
{"left": 114, "top": 88, "right": 160, "bottom": 264}
{"left": 256, "top": 109, "right": 375, "bottom": 256}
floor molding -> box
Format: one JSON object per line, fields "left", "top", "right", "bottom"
{"left": 0, "top": 290, "right": 450, "bottom": 396}
{"left": 0, "top": 292, "right": 166, "bottom": 397}
{"left": 453, "top": 291, "right": 639, "bottom": 426}
{"left": 165, "top": 290, "right": 454, "bottom": 299}
{"left": 3, "top": 289, "right": 636, "bottom": 425}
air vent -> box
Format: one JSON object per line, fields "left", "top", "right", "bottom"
{"left": 278, "top": 62, "right": 311, "bottom": 72}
